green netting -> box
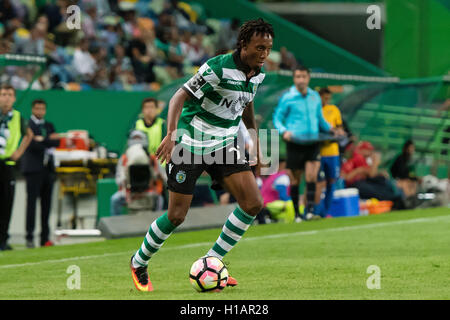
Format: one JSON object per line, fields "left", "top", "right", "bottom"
{"left": 0, "top": 54, "right": 47, "bottom": 107}
{"left": 341, "top": 76, "right": 450, "bottom": 176}
{"left": 186, "top": 0, "right": 387, "bottom": 76}
{"left": 155, "top": 72, "right": 449, "bottom": 178}
{"left": 0, "top": 54, "right": 46, "bottom": 67}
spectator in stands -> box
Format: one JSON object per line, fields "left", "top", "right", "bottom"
{"left": 119, "top": 4, "right": 139, "bottom": 40}
{"left": 341, "top": 141, "right": 405, "bottom": 208}
{"left": 14, "top": 22, "right": 46, "bottom": 55}
{"left": 182, "top": 31, "right": 209, "bottom": 67}
{"left": 128, "top": 26, "right": 157, "bottom": 84}
{"left": 390, "top": 140, "right": 419, "bottom": 198}
{"left": 46, "top": 33, "right": 74, "bottom": 87}
{"left": 41, "top": 0, "right": 65, "bottom": 32}
{"left": 99, "top": 18, "right": 121, "bottom": 55}
{"left": 279, "top": 46, "right": 297, "bottom": 71}
{"left": 80, "top": 0, "right": 111, "bottom": 18}
{"left": 216, "top": 18, "right": 240, "bottom": 55}
{"left": 0, "top": 0, "right": 18, "bottom": 25}
{"left": 0, "top": 38, "right": 11, "bottom": 54}
{"left": 162, "top": 0, "right": 192, "bottom": 30}
{"left": 109, "top": 43, "right": 132, "bottom": 73}
{"left": 155, "top": 26, "right": 184, "bottom": 79}
{"left": 94, "top": 45, "right": 111, "bottom": 87}
{"left": 81, "top": 3, "right": 98, "bottom": 39}
{"left": 21, "top": 99, "right": 60, "bottom": 248}
{"left": 0, "top": 0, "right": 243, "bottom": 91}
{"left": 72, "top": 38, "right": 97, "bottom": 80}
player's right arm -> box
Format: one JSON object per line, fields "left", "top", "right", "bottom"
{"left": 155, "top": 88, "right": 190, "bottom": 164}
{"left": 156, "top": 61, "right": 220, "bottom": 164}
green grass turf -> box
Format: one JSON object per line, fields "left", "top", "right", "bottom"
{"left": 0, "top": 207, "right": 449, "bottom": 300}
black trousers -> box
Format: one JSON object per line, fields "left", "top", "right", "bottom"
{"left": 352, "top": 176, "right": 399, "bottom": 201}
{"left": 0, "top": 162, "right": 16, "bottom": 246}
{"left": 25, "top": 168, "right": 55, "bottom": 245}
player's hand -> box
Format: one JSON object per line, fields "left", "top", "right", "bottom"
{"left": 34, "top": 135, "right": 44, "bottom": 142}
{"left": 336, "top": 127, "right": 346, "bottom": 136}
{"left": 156, "top": 133, "right": 175, "bottom": 164}
{"left": 248, "top": 147, "right": 263, "bottom": 166}
{"left": 282, "top": 131, "right": 293, "bottom": 141}
{"left": 9, "top": 150, "right": 21, "bottom": 161}
{"left": 49, "top": 133, "right": 62, "bottom": 140}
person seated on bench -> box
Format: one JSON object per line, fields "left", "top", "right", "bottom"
{"left": 341, "top": 141, "right": 405, "bottom": 210}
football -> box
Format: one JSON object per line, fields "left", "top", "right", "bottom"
{"left": 189, "top": 256, "right": 229, "bottom": 292}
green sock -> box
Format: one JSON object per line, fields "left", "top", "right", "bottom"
{"left": 207, "top": 206, "right": 255, "bottom": 260}
{"left": 132, "top": 212, "right": 177, "bottom": 267}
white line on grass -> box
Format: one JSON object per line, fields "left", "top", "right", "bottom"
{"left": 1, "top": 214, "right": 449, "bottom": 269}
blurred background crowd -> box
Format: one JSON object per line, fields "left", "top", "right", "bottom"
{"left": 0, "top": 0, "right": 299, "bottom": 91}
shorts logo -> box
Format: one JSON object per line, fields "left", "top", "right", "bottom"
{"left": 176, "top": 170, "right": 186, "bottom": 183}
{"left": 319, "top": 170, "right": 325, "bottom": 180}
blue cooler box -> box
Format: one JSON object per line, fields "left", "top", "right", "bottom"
{"left": 327, "top": 188, "right": 360, "bottom": 217}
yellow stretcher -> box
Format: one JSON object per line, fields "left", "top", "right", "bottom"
{"left": 55, "top": 159, "right": 117, "bottom": 229}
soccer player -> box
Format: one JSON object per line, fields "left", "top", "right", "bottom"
{"left": 130, "top": 18, "right": 274, "bottom": 291}
{"left": 273, "top": 66, "right": 334, "bottom": 222}
{"left": 315, "top": 88, "right": 345, "bottom": 217}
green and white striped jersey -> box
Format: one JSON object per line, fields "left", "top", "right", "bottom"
{"left": 179, "top": 51, "right": 265, "bottom": 155}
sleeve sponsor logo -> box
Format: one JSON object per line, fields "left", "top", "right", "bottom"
{"left": 186, "top": 73, "right": 207, "bottom": 93}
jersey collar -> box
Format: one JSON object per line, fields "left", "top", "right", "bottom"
{"left": 31, "top": 114, "right": 45, "bottom": 125}
{"left": 291, "top": 85, "right": 312, "bottom": 97}
{"left": 232, "top": 50, "right": 262, "bottom": 77}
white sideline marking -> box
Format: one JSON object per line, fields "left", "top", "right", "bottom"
{"left": 1, "top": 215, "right": 449, "bottom": 270}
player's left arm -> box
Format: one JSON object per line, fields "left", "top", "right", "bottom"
{"left": 242, "top": 101, "right": 260, "bottom": 167}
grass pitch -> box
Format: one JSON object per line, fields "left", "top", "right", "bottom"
{"left": 0, "top": 207, "right": 449, "bottom": 300}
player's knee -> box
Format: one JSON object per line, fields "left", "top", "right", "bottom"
{"left": 240, "top": 196, "right": 264, "bottom": 216}
{"left": 169, "top": 215, "right": 185, "bottom": 226}
{"left": 167, "top": 211, "right": 186, "bottom": 226}
{"left": 305, "top": 173, "right": 318, "bottom": 183}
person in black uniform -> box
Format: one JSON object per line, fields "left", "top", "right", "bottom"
{"left": 21, "top": 99, "right": 60, "bottom": 248}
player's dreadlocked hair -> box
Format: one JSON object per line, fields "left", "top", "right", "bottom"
{"left": 236, "top": 18, "right": 274, "bottom": 51}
